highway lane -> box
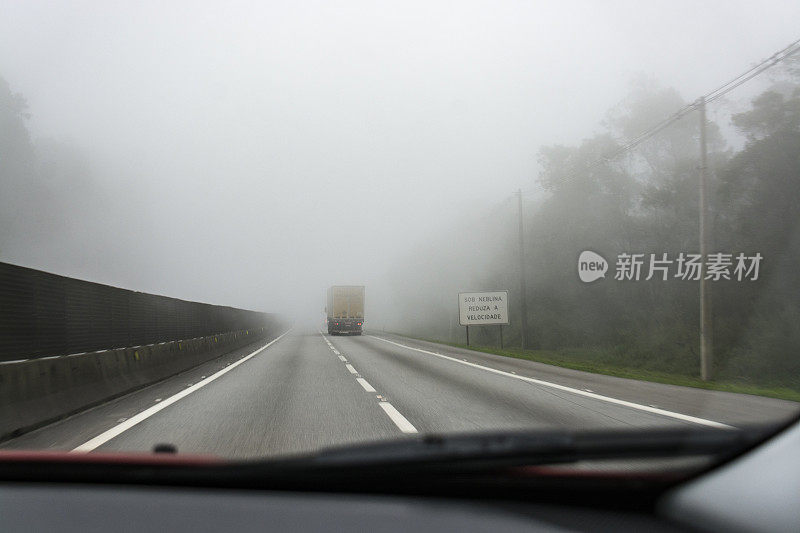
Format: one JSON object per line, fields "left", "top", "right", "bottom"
{"left": 330, "top": 334, "right": 721, "bottom": 434}
{"left": 87, "top": 329, "right": 399, "bottom": 457}
{"left": 356, "top": 333, "right": 799, "bottom": 427}
{"left": 2, "top": 328, "right": 797, "bottom": 458}
{"left": 2, "top": 330, "right": 398, "bottom": 458}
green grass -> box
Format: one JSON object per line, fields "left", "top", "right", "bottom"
{"left": 391, "top": 334, "right": 800, "bottom": 403}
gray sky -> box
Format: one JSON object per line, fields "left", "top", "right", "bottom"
{"left": 1, "top": 1, "right": 799, "bottom": 322}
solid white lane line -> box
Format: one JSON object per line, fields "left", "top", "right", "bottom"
{"left": 71, "top": 330, "right": 293, "bottom": 452}
{"left": 368, "top": 336, "right": 734, "bottom": 430}
{"left": 332, "top": 349, "right": 341, "bottom": 355}
{"left": 379, "top": 402, "right": 418, "bottom": 433}
{"left": 338, "top": 355, "right": 347, "bottom": 362}
{"left": 357, "top": 378, "right": 376, "bottom": 392}
{"left": 345, "top": 364, "right": 358, "bottom": 375}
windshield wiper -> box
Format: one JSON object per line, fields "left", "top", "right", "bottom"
{"left": 293, "top": 425, "right": 770, "bottom": 469}
{"left": 0, "top": 424, "right": 780, "bottom": 514}
{"left": 0, "top": 425, "right": 776, "bottom": 499}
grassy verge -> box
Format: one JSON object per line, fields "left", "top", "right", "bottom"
{"left": 387, "top": 333, "right": 800, "bottom": 403}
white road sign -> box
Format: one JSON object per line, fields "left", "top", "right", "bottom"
{"left": 458, "top": 291, "right": 509, "bottom": 326}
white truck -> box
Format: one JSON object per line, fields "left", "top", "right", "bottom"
{"left": 326, "top": 286, "right": 365, "bottom": 335}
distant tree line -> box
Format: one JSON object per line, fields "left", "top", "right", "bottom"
{"left": 387, "top": 72, "right": 800, "bottom": 388}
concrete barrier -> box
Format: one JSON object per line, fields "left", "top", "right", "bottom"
{"left": 0, "top": 324, "right": 285, "bottom": 442}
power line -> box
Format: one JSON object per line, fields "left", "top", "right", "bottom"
{"left": 515, "top": 39, "right": 800, "bottom": 203}
{"left": 705, "top": 37, "right": 800, "bottom": 104}
{"left": 585, "top": 37, "right": 800, "bottom": 170}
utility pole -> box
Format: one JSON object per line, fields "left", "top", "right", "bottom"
{"left": 517, "top": 189, "right": 529, "bottom": 351}
{"left": 698, "top": 97, "right": 713, "bottom": 381}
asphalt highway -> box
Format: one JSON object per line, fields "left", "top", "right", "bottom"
{"left": 3, "top": 328, "right": 797, "bottom": 458}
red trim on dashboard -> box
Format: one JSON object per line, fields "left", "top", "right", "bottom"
{"left": 0, "top": 450, "right": 222, "bottom": 465}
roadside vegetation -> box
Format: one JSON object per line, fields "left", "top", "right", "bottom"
{"left": 385, "top": 62, "right": 800, "bottom": 397}
{"left": 427, "top": 338, "right": 800, "bottom": 403}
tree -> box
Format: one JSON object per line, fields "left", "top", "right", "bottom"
{"left": 0, "top": 75, "right": 98, "bottom": 263}
{"left": 385, "top": 76, "right": 800, "bottom": 388}
{"left": 714, "top": 85, "right": 800, "bottom": 383}
{"left": 0, "top": 76, "right": 39, "bottom": 255}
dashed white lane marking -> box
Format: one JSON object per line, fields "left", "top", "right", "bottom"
{"left": 72, "top": 329, "right": 293, "bottom": 452}
{"left": 379, "top": 402, "right": 418, "bottom": 433}
{"left": 320, "top": 331, "right": 419, "bottom": 435}
{"left": 357, "top": 378, "right": 376, "bottom": 392}
{"left": 368, "top": 335, "right": 735, "bottom": 430}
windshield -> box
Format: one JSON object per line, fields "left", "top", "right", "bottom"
{"left": 0, "top": 1, "right": 798, "bottom": 464}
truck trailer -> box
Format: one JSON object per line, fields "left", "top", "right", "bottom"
{"left": 326, "top": 286, "right": 365, "bottom": 335}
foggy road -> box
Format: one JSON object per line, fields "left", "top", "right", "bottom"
{"left": 2, "top": 329, "right": 796, "bottom": 458}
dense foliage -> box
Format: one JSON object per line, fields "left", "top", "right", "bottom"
{"left": 387, "top": 76, "right": 800, "bottom": 388}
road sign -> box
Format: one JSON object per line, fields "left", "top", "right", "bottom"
{"left": 458, "top": 291, "right": 509, "bottom": 326}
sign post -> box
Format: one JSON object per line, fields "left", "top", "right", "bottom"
{"left": 458, "top": 291, "right": 510, "bottom": 348}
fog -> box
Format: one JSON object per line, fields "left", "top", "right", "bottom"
{"left": 1, "top": 1, "right": 799, "bottom": 328}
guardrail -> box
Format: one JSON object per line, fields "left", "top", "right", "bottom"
{"left": 0, "top": 327, "right": 284, "bottom": 441}
{"left": 0, "top": 262, "right": 286, "bottom": 441}
{"left": 0, "top": 261, "right": 274, "bottom": 361}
